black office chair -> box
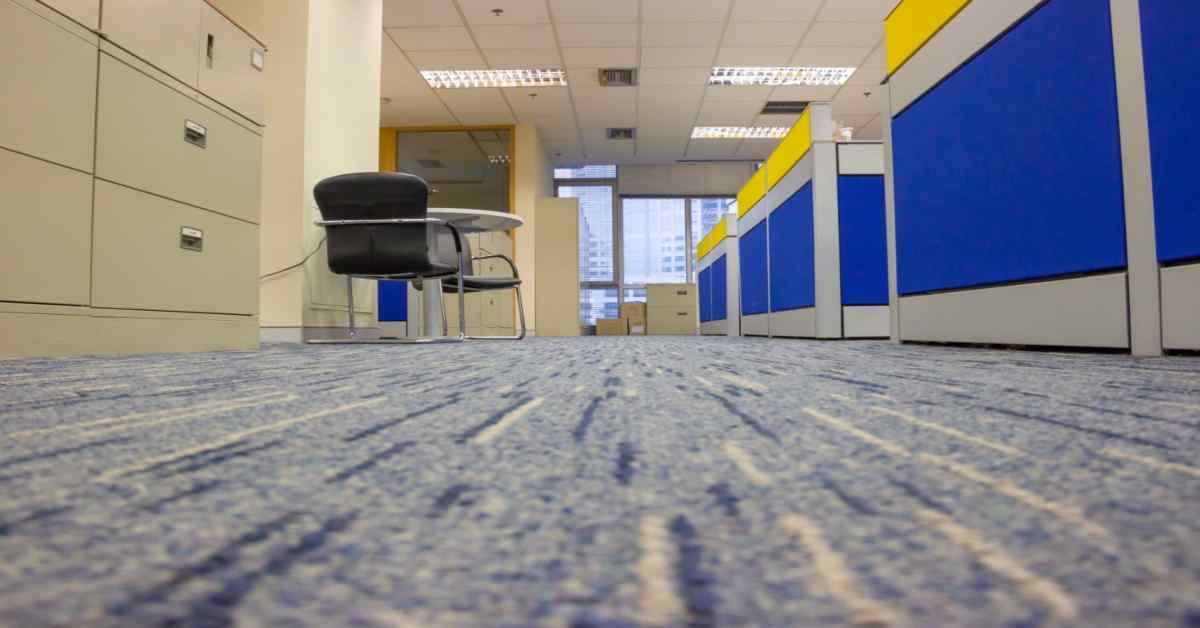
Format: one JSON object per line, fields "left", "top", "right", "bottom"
{"left": 415, "top": 230, "right": 527, "bottom": 340}
{"left": 309, "top": 171, "right": 466, "bottom": 344}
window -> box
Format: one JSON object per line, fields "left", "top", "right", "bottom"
{"left": 623, "top": 288, "right": 646, "bottom": 303}
{"left": 581, "top": 288, "right": 619, "bottom": 325}
{"left": 554, "top": 165, "right": 617, "bottom": 179}
{"left": 622, "top": 198, "right": 688, "bottom": 285}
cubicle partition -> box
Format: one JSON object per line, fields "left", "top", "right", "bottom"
{"left": 882, "top": 0, "right": 1197, "bottom": 354}
{"left": 697, "top": 215, "right": 739, "bottom": 337}
{"left": 734, "top": 103, "right": 889, "bottom": 339}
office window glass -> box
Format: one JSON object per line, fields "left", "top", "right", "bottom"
{"left": 690, "top": 197, "right": 736, "bottom": 282}
{"left": 581, "top": 288, "right": 619, "bottom": 325}
{"left": 554, "top": 164, "right": 617, "bottom": 179}
{"left": 623, "top": 288, "right": 646, "bottom": 303}
{"left": 622, "top": 198, "right": 688, "bottom": 285}
{"left": 559, "top": 185, "right": 615, "bottom": 283}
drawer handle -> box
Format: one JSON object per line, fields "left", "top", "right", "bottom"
{"left": 181, "top": 227, "right": 204, "bottom": 252}
{"left": 206, "top": 34, "right": 215, "bottom": 69}
{"left": 184, "top": 120, "right": 207, "bottom": 149}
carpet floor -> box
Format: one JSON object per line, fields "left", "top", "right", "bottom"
{"left": 1, "top": 337, "right": 1199, "bottom": 627}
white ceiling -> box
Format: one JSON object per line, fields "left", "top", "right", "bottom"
{"left": 380, "top": 0, "right": 896, "bottom": 166}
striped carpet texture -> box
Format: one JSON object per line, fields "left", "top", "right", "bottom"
{"left": 1, "top": 338, "right": 1199, "bottom": 627}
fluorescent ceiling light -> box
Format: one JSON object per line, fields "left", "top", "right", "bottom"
{"left": 709, "top": 66, "right": 856, "bottom": 86}
{"left": 420, "top": 69, "right": 567, "bottom": 88}
{"left": 692, "top": 126, "right": 790, "bottom": 139}
{"left": 488, "top": 155, "right": 511, "bottom": 164}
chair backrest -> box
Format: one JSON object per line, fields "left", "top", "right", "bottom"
{"left": 313, "top": 172, "right": 440, "bottom": 276}
{"left": 434, "top": 227, "right": 473, "bottom": 275}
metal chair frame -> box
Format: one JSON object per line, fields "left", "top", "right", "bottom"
{"left": 432, "top": 253, "right": 527, "bottom": 341}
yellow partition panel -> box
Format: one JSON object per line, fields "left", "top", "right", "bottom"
{"left": 885, "top": 0, "right": 973, "bottom": 75}
{"left": 737, "top": 167, "right": 767, "bottom": 218}
{"left": 696, "top": 216, "right": 728, "bottom": 262}
{"left": 765, "top": 109, "right": 812, "bottom": 191}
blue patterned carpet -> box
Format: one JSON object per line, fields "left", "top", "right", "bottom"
{"left": 1, "top": 338, "right": 1199, "bottom": 627}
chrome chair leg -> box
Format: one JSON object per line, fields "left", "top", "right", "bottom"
{"left": 346, "top": 275, "right": 356, "bottom": 337}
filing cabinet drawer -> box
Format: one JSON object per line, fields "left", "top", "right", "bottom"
{"left": 198, "top": 2, "right": 265, "bottom": 124}
{"left": 647, "top": 305, "right": 697, "bottom": 335}
{"left": 39, "top": 0, "right": 99, "bottom": 29}
{"left": 92, "top": 180, "right": 258, "bottom": 315}
{"left": 646, "top": 283, "right": 698, "bottom": 309}
{"left": 0, "top": 149, "right": 93, "bottom": 305}
{"left": 1, "top": 0, "right": 97, "bottom": 171}
{"left": 96, "top": 53, "right": 262, "bottom": 223}
{"left": 100, "top": 0, "right": 204, "bottom": 86}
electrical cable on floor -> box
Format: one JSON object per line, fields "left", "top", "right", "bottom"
{"left": 259, "top": 236, "right": 327, "bottom": 280}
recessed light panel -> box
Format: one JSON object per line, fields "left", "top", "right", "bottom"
{"left": 709, "top": 66, "right": 856, "bottom": 87}
{"left": 420, "top": 69, "right": 568, "bottom": 89}
{"left": 691, "top": 126, "right": 790, "bottom": 139}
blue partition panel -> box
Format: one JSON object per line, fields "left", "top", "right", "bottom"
{"left": 892, "top": 0, "right": 1127, "bottom": 295}
{"left": 1141, "top": 2, "right": 1200, "bottom": 263}
{"left": 713, "top": 254, "right": 728, "bottom": 321}
{"left": 769, "top": 182, "right": 815, "bottom": 312}
{"left": 378, "top": 280, "right": 408, "bottom": 322}
{"left": 699, "top": 267, "right": 712, "bottom": 323}
{"left": 838, "top": 175, "right": 889, "bottom": 305}
{"left": 740, "top": 222, "right": 769, "bottom": 316}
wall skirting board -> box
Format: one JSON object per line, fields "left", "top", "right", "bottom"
{"left": 897, "top": 273, "right": 1129, "bottom": 348}
{"left": 844, "top": 306, "right": 890, "bottom": 338}
{"left": 770, "top": 308, "right": 817, "bottom": 339}
{"left": 1161, "top": 263, "right": 1200, "bottom": 350}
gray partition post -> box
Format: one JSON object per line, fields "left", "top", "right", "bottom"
{"left": 810, "top": 103, "right": 844, "bottom": 339}
{"left": 1109, "top": 0, "right": 1163, "bottom": 357}
{"left": 880, "top": 82, "right": 902, "bottom": 344}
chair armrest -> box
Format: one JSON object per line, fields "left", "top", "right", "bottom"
{"left": 471, "top": 254, "right": 520, "bottom": 279}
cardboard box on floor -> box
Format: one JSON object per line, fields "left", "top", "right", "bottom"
{"left": 596, "top": 318, "right": 629, "bottom": 335}
{"left": 620, "top": 302, "right": 647, "bottom": 335}
{"left": 646, "top": 284, "right": 697, "bottom": 335}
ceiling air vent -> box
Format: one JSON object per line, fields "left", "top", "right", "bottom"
{"left": 606, "top": 127, "right": 637, "bottom": 140}
{"left": 761, "top": 101, "right": 810, "bottom": 115}
{"left": 598, "top": 68, "right": 638, "bottom": 86}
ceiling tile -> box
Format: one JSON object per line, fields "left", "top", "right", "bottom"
{"left": 834, "top": 113, "right": 878, "bottom": 130}
{"left": 789, "top": 46, "right": 872, "bottom": 67}
{"left": 754, "top": 113, "right": 802, "bottom": 127}
{"left": 638, "top": 85, "right": 706, "bottom": 103}
{"left": 696, "top": 99, "right": 762, "bottom": 125}
{"left": 438, "top": 89, "right": 516, "bottom": 124}
{"left": 383, "top": 0, "right": 462, "bottom": 27}
{"left": 801, "top": 21, "right": 883, "bottom": 47}
{"left": 715, "top": 47, "right": 795, "bottom": 66}
{"left": 735, "top": 137, "right": 779, "bottom": 158}
{"left": 483, "top": 48, "right": 564, "bottom": 68}
{"left": 567, "top": 67, "right": 601, "bottom": 87}
{"left": 471, "top": 24, "right": 557, "bottom": 49}
{"left": 381, "top": 100, "right": 458, "bottom": 126}
{"left": 638, "top": 67, "right": 712, "bottom": 86}
{"left": 405, "top": 49, "right": 488, "bottom": 70}
{"left": 550, "top": 0, "right": 638, "bottom": 23}
{"left": 457, "top": 0, "right": 550, "bottom": 24}
{"left": 575, "top": 103, "right": 638, "bottom": 127}
{"left": 768, "top": 85, "right": 840, "bottom": 101}
{"left": 844, "top": 65, "right": 886, "bottom": 86}
{"left": 704, "top": 85, "right": 773, "bottom": 101}
{"left": 856, "top": 116, "right": 883, "bottom": 140}
{"left": 722, "top": 22, "right": 807, "bottom": 47}
{"left": 860, "top": 45, "right": 886, "bottom": 69}
{"left": 642, "top": 47, "right": 716, "bottom": 68}
{"left": 685, "top": 138, "right": 741, "bottom": 159}
{"left": 643, "top": 0, "right": 731, "bottom": 22}
{"left": 817, "top": 0, "right": 895, "bottom": 22}
{"left": 641, "top": 22, "right": 725, "bottom": 47}
{"left": 556, "top": 23, "right": 638, "bottom": 47}
{"left": 730, "top": 0, "right": 821, "bottom": 22}
{"left": 831, "top": 87, "right": 882, "bottom": 115}
{"left": 562, "top": 47, "right": 638, "bottom": 68}
{"left": 380, "top": 38, "right": 455, "bottom": 125}
{"left": 502, "top": 87, "right": 574, "bottom": 118}
{"left": 570, "top": 86, "right": 637, "bottom": 107}
{"left": 386, "top": 27, "right": 476, "bottom": 51}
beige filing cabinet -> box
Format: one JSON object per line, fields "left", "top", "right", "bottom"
{"left": 646, "top": 284, "right": 698, "bottom": 335}
{"left": 0, "top": 0, "right": 265, "bottom": 358}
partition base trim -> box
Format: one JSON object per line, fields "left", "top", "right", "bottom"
{"left": 844, "top": 305, "right": 890, "bottom": 338}
{"left": 1162, "top": 262, "right": 1200, "bottom": 350}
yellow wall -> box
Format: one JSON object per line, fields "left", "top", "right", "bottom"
{"left": 514, "top": 123, "right": 553, "bottom": 334}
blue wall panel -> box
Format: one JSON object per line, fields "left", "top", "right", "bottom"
{"left": 713, "top": 254, "right": 728, "bottom": 321}
{"left": 1141, "top": 2, "right": 1200, "bottom": 263}
{"left": 769, "top": 183, "right": 816, "bottom": 312}
{"left": 891, "top": 0, "right": 1127, "bottom": 295}
{"left": 378, "top": 280, "right": 407, "bottom": 322}
{"left": 739, "top": 222, "right": 769, "bottom": 316}
{"left": 838, "top": 175, "right": 889, "bottom": 305}
{"left": 699, "top": 267, "right": 712, "bottom": 323}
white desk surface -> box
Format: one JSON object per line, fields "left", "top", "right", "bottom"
{"left": 428, "top": 208, "right": 523, "bottom": 233}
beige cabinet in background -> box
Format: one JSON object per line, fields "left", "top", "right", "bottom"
{"left": 534, "top": 197, "right": 581, "bottom": 336}
{"left": 198, "top": 2, "right": 266, "bottom": 124}
{"left": 101, "top": 0, "right": 204, "bottom": 86}
{"left": 39, "top": 0, "right": 100, "bottom": 29}
{"left": 0, "top": 0, "right": 98, "bottom": 172}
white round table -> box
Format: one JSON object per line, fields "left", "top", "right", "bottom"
{"left": 422, "top": 208, "right": 525, "bottom": 337}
